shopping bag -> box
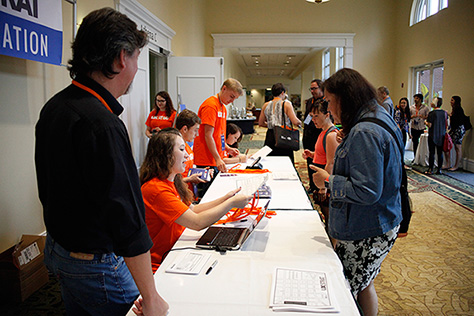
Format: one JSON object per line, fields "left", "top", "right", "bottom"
{"left": 443, "top": 133, "right": 453, "bottom": 152}
{"left": 274, "top": 125, "right": 300, "bottom": 151}
{"left": 273, "top": 100, "right": 300, "bottom": 151}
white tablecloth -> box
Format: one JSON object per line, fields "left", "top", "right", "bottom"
{"left": 413, "top": 133, "right": 455, "bottom": 168}
{"left": 127, "top": 212, "right": 359, "bottom": 316}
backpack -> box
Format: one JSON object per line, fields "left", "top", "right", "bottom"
{"left": 357, "top": 117, "right": 412, "bottom": 235}
{"left": 464, "top": 115, "right": 472, "bottom": 131}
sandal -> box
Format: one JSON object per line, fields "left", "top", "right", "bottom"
{"left": 424, "top": 169, "right": 433, "bottom": 175}
{"left": 448, "top": 167, "right": 458, "bottom": 171}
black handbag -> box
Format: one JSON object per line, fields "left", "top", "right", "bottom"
{"left": 273, "top": 101, "right": 300, "bottom": 151}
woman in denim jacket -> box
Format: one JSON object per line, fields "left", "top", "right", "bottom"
{"left": 312, "top": 68, "right": 403, "bottom": 316}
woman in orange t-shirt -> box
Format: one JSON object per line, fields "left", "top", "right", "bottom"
{"left": 222, "top": 123, "right": 248, "bottom": 164}
{"left": 145, "top": 91, "right": 176, "bottom": 138}
{"left": 140, "top": 128, "right": 251, "bottom": 272}
{"left": 303, "top": 100, "right": 338, "bottom": 224}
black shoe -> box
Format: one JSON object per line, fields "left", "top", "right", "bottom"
{"left": 435, "top": 169, "right": 442, "bottom": 175}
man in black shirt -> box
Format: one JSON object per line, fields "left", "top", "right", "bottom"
{"left": 35, "top": 8, "right": 168, "bottom": 316}
{"left": 302, "top": 79, "right": 324, "bottom": 194}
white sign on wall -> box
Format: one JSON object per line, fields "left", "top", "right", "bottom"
{"left": 0, "top": 0, "right": 63, "bottom": 65}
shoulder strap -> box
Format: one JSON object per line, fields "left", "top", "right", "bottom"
{"left": 281, "top": 101, "right": 287, "bottom": 128}
{"left": 357, "top": 117, "right": 404, "bottom": 165}
{"left": 323, "top": 126, "right": 338, "bottom": 153}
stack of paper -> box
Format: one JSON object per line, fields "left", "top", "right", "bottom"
{"left": 269, "top": 268, "right": 339, "bottom": 313}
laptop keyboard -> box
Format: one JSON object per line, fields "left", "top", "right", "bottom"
{"left": 212, "top": 228, "right": 242, "bottom": 246}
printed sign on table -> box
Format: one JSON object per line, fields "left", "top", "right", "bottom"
{"left": 1, "top": 0, "right": 63, "bottom": 65}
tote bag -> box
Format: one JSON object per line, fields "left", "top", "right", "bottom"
{"left": 273, "top": 101, "right": 300, "bottom": 151}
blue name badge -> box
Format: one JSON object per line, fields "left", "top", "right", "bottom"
{"left": 304, "top": 114, "right": 312, "bottom": 125}
{"left": 221, "top": 134, "right": 225, "bottom": 151}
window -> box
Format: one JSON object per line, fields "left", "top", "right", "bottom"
{"left": 411, "top": 0, "right": 448, "bottom": 26}
{"left": 335, "top": 47, "right": 344, "bottom": 71}
{"left": 412, "top": 61, "right": 444, "bottom": 105}
{"left": 322, "top": 49, "right": 330, "bottom": 80}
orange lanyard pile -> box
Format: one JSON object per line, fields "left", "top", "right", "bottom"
{"left": 226, "top": 164, "right": 271, "bottom": 174}
{"left": 215, "top": 192, "right": 276, "bottom": 225}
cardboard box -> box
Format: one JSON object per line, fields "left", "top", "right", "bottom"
{"left": 0, "top": 235, "right": 49, "bottom": 303}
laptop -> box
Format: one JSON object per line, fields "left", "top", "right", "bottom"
{"left": 196, "top": 200, "right": 270, "bottom": 251}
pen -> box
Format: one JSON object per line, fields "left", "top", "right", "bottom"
{"left": 205, "top": 260, "right": 218, "bottom": 275}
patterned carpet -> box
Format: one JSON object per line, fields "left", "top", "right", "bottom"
{"left": 3, "top": 127, "right": 472, "bottom": 315}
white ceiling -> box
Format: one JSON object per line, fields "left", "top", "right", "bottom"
{"left": 230, "top": 47, "right": 324, "bottom": 79}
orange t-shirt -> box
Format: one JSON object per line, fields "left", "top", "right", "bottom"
{"left": 145, "top": 109, "right": 176, "bottom": 130}
{"left": 141, "top": 178, "right": 190, "bottom": 273}
{"left": 193, "top": 95, "right": 227, "bottom": 166}
{"left": 313, "top": 126, "right": 337, "bottom": 166}
{"left": 182, "top": 142, "right": 194, "bottom": 177}
{"left": 182, "top": 142, "right": 195, "bottom": 193}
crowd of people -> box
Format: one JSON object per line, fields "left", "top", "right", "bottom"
{"left": 33, "top": 7, "right": 469, "bottom": 316}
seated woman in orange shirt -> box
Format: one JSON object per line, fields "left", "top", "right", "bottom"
{"left": 222, "top": 123, "right": 248, "bottom": 164}
{"left": 145, "top": 91, "right": 177, "bottom": 138}
{"left": 140, "top": 128, "right": 251, "bottom": 272}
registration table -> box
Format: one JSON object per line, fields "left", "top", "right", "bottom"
{"left": 127, "top": 157, "right": 359, "bottom": 315}
{"left": 201, "top": 157, "right": 314, "bottom": 210}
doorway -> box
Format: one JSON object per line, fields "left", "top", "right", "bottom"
{"left": 149, "top": 51, "right": 168, "bottom": 111}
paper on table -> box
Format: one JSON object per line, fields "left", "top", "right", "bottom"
{"left": 272, "top": 172, "right": 299, "bottom": 180}
{"left": 269, "top": 267, "right": 339, "bottom": 313}
{"left": 236, "top": 174, "right": 268, "bottom": 196}
{"left": 250, "top": 145, "right": 272, "bottom": 160}
{"left": 165, "top": 251, "right": 211, "bottom": 275}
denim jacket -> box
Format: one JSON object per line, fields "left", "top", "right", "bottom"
{"left": 328, "top": 104, "right": 403, "bottom": 241}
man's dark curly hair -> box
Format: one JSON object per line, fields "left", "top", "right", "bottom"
{"left": 68, "top": 7, "right": 147, "bottom": 79}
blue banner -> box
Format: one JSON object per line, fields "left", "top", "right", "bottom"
{"left": 1, "top": 4, "right": 62, "bottom": 65}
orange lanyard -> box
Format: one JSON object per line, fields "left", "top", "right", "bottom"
{"left": 72, "top": 80, "right": 114, "bottom": 114}
{"left": 215, "top": 192, "right": 276, "bottom": 225}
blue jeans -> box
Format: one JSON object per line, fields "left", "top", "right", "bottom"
{"left": 44, "top": 235, "right": 139, "bottom": 316}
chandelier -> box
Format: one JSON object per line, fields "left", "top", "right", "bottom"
{"left": 306, "top": 0, "right": 330, "bottom": 3}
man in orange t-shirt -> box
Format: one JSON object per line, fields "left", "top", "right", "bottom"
{"left": 194, "top": 78, "right": 243, "bottom": 174}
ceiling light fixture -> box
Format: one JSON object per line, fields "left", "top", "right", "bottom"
{"left": 306, "top": 0, "right": 330, "bottom": 3}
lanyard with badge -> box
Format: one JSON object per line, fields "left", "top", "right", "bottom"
{"left": 304, "top": 98, "right": 315, "bottom": 125}
{"left": 217, "top": 94, "right": 226, "bottom": 151}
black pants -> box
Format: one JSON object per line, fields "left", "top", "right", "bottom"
{"left": 196, "top": 165, "right": 219, "bottom": 198}
{"left": 428, "top": 136, "right": 443, "bottom": 171}
{"left": 306, "top": 157, "right": 317, "bottom": 192}
{"left": 411, "top": 129, "right": 424, "bottom": 156}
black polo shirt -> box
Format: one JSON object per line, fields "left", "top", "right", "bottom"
{"left": 35, "top": 74, "right": 152, "bottom": 257}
